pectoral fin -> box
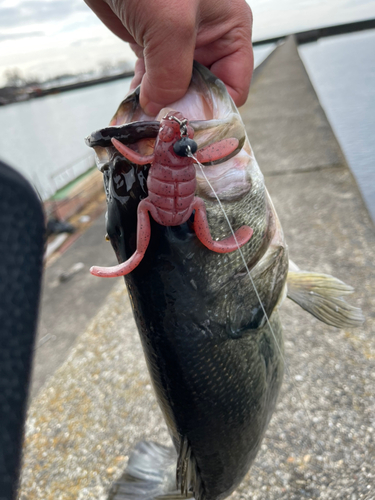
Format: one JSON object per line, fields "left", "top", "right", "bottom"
{"left": 287, "top": 270, "right": 365, "bottom": 328}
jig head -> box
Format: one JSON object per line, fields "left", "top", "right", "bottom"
{"left": 169, "top": 115, "right": 198, "bottom": 157}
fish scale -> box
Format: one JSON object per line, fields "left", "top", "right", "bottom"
{"left": 126, "top": 264, "right": 284, "bottom": 500}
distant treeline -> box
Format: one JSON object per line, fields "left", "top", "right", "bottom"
{"left": 0, "top": 71, "right": 134, "bottom": 106}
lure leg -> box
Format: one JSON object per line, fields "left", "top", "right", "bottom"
{"left": 90, "top": 199, "right": 152, "bottom": 277}
{"left": 196, "top": 138, "right": 239, "bottom": 163}
{"left": 192, "top": 197, "right": 253, "bottom": 253}
{"left": 112, "top": 138, "right": 154, "bottom": 165}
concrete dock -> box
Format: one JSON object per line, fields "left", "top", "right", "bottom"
{"left": 19, "top": 38, "right": 375, "bottom": 500}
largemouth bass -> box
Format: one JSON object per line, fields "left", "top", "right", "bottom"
{"left": 85, "top": 62, "right": 363, "bottom": 500}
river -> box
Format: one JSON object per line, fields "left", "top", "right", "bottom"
{"left": 0, "top": 79, "right": 132, "bottom": 199}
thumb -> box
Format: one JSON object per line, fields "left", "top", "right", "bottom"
{"left": 139, "top": 15, "right": 197, "bottom": 116}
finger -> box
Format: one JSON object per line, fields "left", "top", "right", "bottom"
{"left": 209, "top": 44, "right": 254, "bottom": 107}
{"left": 130, "top": 57, "right": 145, "bottom": 91}
{"left": 129, "top": 42, "right": 143, "bottom": 59}
{"left": 139, "top": 13, "right": 197, "bottom": 116}
{"left": 195, "top": 0, "right": 253, "bottom": 107}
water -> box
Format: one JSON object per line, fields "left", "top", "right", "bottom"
{"left": 0, "top": 78, "right": 131, "bottom": 198}
{"left": 253, "top": 43, "right": 276, "bottom": 67}
{"left": 299, "top": 29, "right": 375, "bottom": 222}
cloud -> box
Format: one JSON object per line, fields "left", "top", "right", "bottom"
{"left": 70, "top": 37, "right": 103, "bottom": 47}
{"left": 0, "top": 30, "right": 44, "bottom": 42}
{"left": 0, "top": 0, "right": 89, "bottom": 28}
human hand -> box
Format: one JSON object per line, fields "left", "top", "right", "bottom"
{"left": 85, "top": 0, "right": 253, "bottom": 116}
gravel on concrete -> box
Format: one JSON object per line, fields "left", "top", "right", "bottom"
{"left": 31, "top": 210, "right": 121, "bottom": 399}
{"left": 19, "top": 37, "right": 375, "bottom": 500}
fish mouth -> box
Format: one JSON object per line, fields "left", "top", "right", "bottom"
{"left": 85, "top": 63, "right": 256, "bottom": 202}
{"left": 85, "top": 62, "right": 228, "bottom": 149}
{"left": 85, "top": 62, "right": 239, "bottom": 150}
{"left": 84, "top": 117, "right": 160, "bottom": 149}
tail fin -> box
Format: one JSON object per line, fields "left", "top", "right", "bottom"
{"left": 108, "top": 441, "right": 190, "bottom": 500}
{"left": 287, "top": 268, "right": 365, "bottom": 329}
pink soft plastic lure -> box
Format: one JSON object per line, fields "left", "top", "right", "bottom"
{"left": 90, "top": 112, "right": 253, "bottom": 278}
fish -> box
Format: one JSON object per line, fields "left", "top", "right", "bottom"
{"left": 85, "top": 62, "right": 364, "bottom": 500}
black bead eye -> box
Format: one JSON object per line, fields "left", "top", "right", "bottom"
{"left": 173, "top": 137, "right": 198, "bottom": 157}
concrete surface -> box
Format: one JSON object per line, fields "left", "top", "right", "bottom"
{"left": 245, "top": 38, "right": 348, "bottom": 175}
{"left": 31, "top": 211, "right": 121, "bottom": 399}
{"left": 19, "top": 37, "right": 374, "bottom": 500}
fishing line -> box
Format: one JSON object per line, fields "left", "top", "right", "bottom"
{"left": 189, "top": 151, "right": 323, "bottom": 457}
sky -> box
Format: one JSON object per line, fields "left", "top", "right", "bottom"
{"left": 0, "top": 0, "right": 375, "bottom": 86}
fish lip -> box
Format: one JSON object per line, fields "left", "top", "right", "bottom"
{"left": 85, "top": 121, "right": 160, "bottom": 148}
{"left": 86, "top": 120, "right": 245, "bottom": 167}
